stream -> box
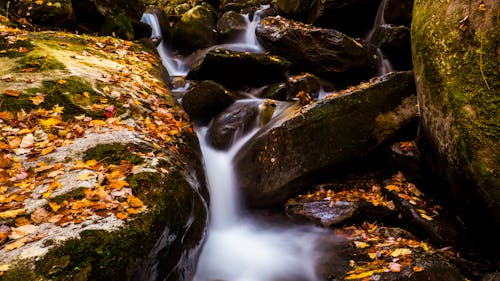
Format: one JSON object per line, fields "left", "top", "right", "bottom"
{"left": 140, "top": 3, "right": 390, "bottom": 280}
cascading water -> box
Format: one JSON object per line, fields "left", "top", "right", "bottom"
{"left": 192, "top": 101, "right": 324, "bottom": 281}
{"left": 366, "top": 0, "right": 393, "bottom": 76}
{"left": 142, "top": 8, "right": 331, "bottom": 280}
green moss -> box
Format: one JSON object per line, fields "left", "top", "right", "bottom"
{"left": 14, "top": 54, "right": 66, "bottom": 72}
{"left": 0, "top": 78, "right": 115, "bottom": 121}
{"left": 0, "top": 37, "right": 35, "bottom": 58}
{"left": 50, "top": 187, "right": 86, "bottom": 205}
{"left": 83, "top": 143, "right": 144, "bottom": 165}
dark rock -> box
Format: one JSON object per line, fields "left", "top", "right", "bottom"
{"left": 308, "top": 0, "right": 382, "bottom": 37}
{"left": 172, "top": 4, "right": 218, "bottom": 55}
{"left": 234, "top": 71, "right": 417, "bottom": 208}
{"left": 15, "top": 0, "right": 75, "bottom": 28}
{"left": 256, "top": 16, "right": 377, "bottom": 87}
{"left": 187, "top": 48, "right": 291, "bottom": 88}
{"left": 275, "top": 0, "right": 315, "bottom": 22}
{"left": 387, "top": 141, "right": 422, "bottom": 183}
{"left": 412, "top": 0, "right": 500, "bottom": 249}
{"left": 217, "top": 10, "right": 247, "bottom": 41}
{"left": 144, "top": 7, "right": 173, "bottom": 44}
{"left": 181, "top": 80, "right": 235, "bottom": 126}
{"left": 381, "top": 182, "right": 465, "bottom": 248}
{"left": 262, "top": 73, "right": 321, "bottom": 101}
{"left": 206, "top": 100, "right": 260, "bottom": 150}
{"left": 371, "top": 24, "right": 412, "bottom": 70}
{"left": 384, "top": 0, "right": 414, "bottom": 26}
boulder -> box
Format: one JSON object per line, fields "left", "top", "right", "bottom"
{"left": 234, "top": 71, "right": 418, "bottom": 208}
{"left": 256, "top": 16, "right": 377, "bottom": 86}
{"left": 384, "top": 0, "right": 414, "bottom": 26}
{"left": 411, "top": 0, "right": 500, "bottom": 247}
{"left": 171, "top": 4, "right": 218, "bottom": 55}
{"left": 206, "top": 100, "right": 260, "bottom": 150}
{"left": 187, "top": 48, "right": 292, "bottom": 88}
{"left": 14, "top": 0, "right": 75, "bottom": 28}
{"left": 217, "top": 10, "right": 247, "bottom": 41}
{"left": 0, "top": 26, "right": 207, "bottom": 280}
{"left": 181, "top": 80, "right": 236, "bottom": 126}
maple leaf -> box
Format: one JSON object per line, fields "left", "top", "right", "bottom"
{"left": 30, "top": 95, "right": 45, "bottom": 105}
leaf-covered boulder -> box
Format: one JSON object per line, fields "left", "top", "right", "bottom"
{"left": 411, "top": 0, "right": 499, "bottom": 247}
{"left": 0, "top": 26, "right": 208, "bottom": 281}
{"left": 234, "top": 71, "right": 417, "bottom": 208}
{"left": 256, "top": 16, "right": 377, "bottom": 87}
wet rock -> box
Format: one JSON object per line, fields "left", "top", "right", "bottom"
{"left": 181, "top": 80, "right": 235, "bottom": 126}
{"left": 172, "top": 4, "right": 218, "bottom": 54}
{"left": 217, "top": 11, "right": 247, "bottom": 41}
{"left": 384, "top": 0, "right": 414, "bottom": 26}
{"left": 262, "top": 73, "right": 321, "bottom": 101}
{"left": 234, "top": 71, "right": 417, "bottom": 208}
{"left": 387, "top": 141, "right": 422, "bottom": 183}
{"left": 256, "top": 16, "right": 377, "bottom": 87}
{"left": 187, "top": 49, "right": 291, "bottom": 88}
{"left": 286, "top": 200, "right": 396, "bottom": 228}
{"left": 412, "top": 0, "right": 500, "bottom": 248}
{"left": 371, "top": 24, "right": 412, "bottom": 70}
{"left": 206, "top": 100, "right": 260, "bottom": 150}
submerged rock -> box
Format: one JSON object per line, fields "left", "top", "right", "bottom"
{"left": 234, "top": 71, "right": 417, "bottom": 208}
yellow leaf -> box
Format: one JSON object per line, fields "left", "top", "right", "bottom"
{"left": 40, "top": 117, "right": 61, "bottom": 128}
{"left": 368, "top": 252, "right": 377, "bottom": 259}
{"left": 384, "top": 184, "right": 400, "bottom": 192}
{"left": 42, "top": 190, "right": 52, "bottom": 198}
{"left": 345, "top": 269, "right": 385, "bottom": 280}
{"left": 354, "top": 241, "right": 369, "bottom": 249}
{"left": 58, "top": 79, "right": 67, "bottom": 85}
{"left": 420, "top": 213, "right": 434, "bottom": 221}
{"left": 30, "top": 95, "right": 45, "bottom": 105}
{"left": 40, "top": 146, "right": 56, "bottom": 156}
{"left": 49, "top": 201, "right": 61, "bottom": 212}
{"left": 53, "top": 104, "right": 64, "bottom": 114}
{"left": 3, "top": 89, "right": 21, "bottom": 97}
{"left": 421, "top": 241, "right": 430, "bottom": 251}
{"left": 35, "top": 0, "right": 43, "bottom": 4}
{"left": 133, "top": 99, "right": 142, "bottom": 105}
{"left": 0, "top": 208, "right": 26, "bottom": 219}
{"left": 89, "top": 120, "right": 106, "bottom": 126}
{"left": 390, "top": 248, "right": 412, "bottom": 257}
{"left": 83, "top": 91, "right": 90, "bottom": 98}
{"left": 127, "top": 195, "right": 144, "bottom": 208}
{"left": 78, "top": 172, "right": 96, "bottom": 181}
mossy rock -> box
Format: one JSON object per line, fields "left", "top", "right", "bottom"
{"left": 14, "top": 0, "right": 75, "bottom": 28}
{"left": 411, "top": 0, "right": 499, "bottom": 248}
{"left": 171, "top": 4, "right": 217, "bottom": 54}
{"left": 83, "top": 143, "right": 144, "bottom": 165}
{"left": 0, "top": 37, "right": 35, "bottom": 58}
{"left": 14, "top": 54, "right": 66, "bottom": 72}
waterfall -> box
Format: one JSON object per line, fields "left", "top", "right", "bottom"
{"left": 365, "top": 0, "right": 394, "bottom": 76}
{"left": 193, "top": 116, "right": 322, "bottom": 281}
{"left": 140, "top": 13, "right": 189, "bottom": 76}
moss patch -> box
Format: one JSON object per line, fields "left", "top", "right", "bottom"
{"left": 14, "top": 54, "right": 66, "bottom": 72}
{"left": 0, "top": 36, "right": 35, "bottom": 58}
{"left": 0, "top": 78, "right": 115, "bottom": 120}
{"left": 50, "top": 187, "right": 87, "bottom": 205}
{"left": 83, "top": 143, "right": 144, "bottom": 165}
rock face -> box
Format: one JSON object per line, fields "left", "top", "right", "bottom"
{"left": 234, "top": 71, "right": 417, "bottom": 208}
{"left": 256, "top": 16, "right": 377, "bottom": 86}
{"left": 411, "top": 0, "right": 499, "bottom": 245}
{"left": 0, "top": 27, "right": 208, "bottom": 280}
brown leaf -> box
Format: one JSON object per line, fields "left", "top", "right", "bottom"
{"left": 4, "top": 237, "right": 29, "bottom": 251}
{"left": 31, "top": 207, "right": 49, "bottom": 224}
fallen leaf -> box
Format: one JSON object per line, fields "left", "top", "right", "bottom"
{"left": 345, "top": 269, "right": 385, "bottom": 280}
{"left": 40, "top": 146, "right": 56, "bottom": 156}
{"left": 78, "top": 172, "right": 96, "bottom": 181}
{"left": 390, "top": 248, "right": 412, "bottom": 257}
{"left": 354, "top": 241, "right": 370, "bottom": 249}
{"left": 30, "top": 95, "right": 45, "bottom": 105}
{"left": 48, "top": 202, "right": 60, "bottom": 212}
{"left": 116, "top": 212, "right": 128, "bottom": 220}
{"left": 4, "top": 237, "right": 29, "bottom": 251}
{"left": 0, "top": 208, "right": 26, "bottom": 219}
{"left": 388, "top": 262, "right": 402, "bottom": 272}
{"left": 413, "top": 266, "right": 425, "bottom": 272}
{"left": 384, "top": 184, "right": 400, "bottom": 192}
{"left": 31, "top": 207, "right": 49, "bottom": 224}
{"left": 127, "top": 195, "right": 144, "bottom": 208}
{"left": 3, "top": 89, "right": 21, "bottom": 97}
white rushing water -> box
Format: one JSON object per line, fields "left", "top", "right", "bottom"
{"left": 365, "top": 0, "right": 394, "bottom": 76}
{"left": 193, "top": 126, "right": 321, "bottom": 281}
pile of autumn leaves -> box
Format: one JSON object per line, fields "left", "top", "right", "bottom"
{"left": 0, "top": 24, "right": 191, "bottom": 264}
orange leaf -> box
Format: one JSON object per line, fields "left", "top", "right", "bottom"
{"left": 413, "top": 266, "right": 425, "bottom": 272}
{"left": 3, "top": 89, "right": 21, "bottom": 97}
{"left": 116, "top": 212, "right": 128, "bottom": 220}
{"left": 127, "top": 195, "right": 144, "bottom": 208}
{"left": 48, "top": 201, "right": 60, "bottom": 212}
{"left": 40, "top": 146, "right": 56, "bottom": 156}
